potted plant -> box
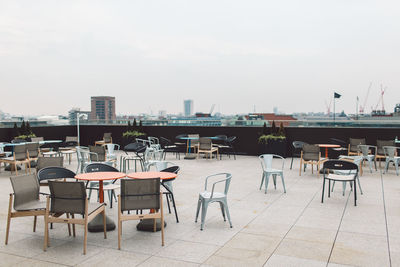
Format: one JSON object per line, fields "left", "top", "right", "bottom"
{"left": 13, "top": 121, "right": 36, "bottom": 142}
{"left": 258, "top": 121, "right": 287, "bottom": 157}
{"left": 122, "top": 119, "right": 146, "bottom": 145}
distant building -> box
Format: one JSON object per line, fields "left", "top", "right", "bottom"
{"left": 90, "top": 96, "right": 116, "bottom": 122}
{"left": 184, "top": 100, "right": 193, "bottom": 117}
{"left": 246, "top": 113, "right": 297, "bottom": 127}
{"left": 68, "top": 108, "right": 90, "bottom": 124}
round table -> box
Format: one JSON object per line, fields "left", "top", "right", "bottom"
{"left": 126, "top": 171, "right": 177, "bottom": 231}
{"left": 75, "top": 171, "right": 126, "bottom": 232}
{"left": 318, "top": 144, "right": 341, "bottom": 158}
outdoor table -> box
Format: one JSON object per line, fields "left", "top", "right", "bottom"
{"left": 179, "top": 136, "right": 220, "bottom": 160}
{"left": 126, "top": 171, "right": 177, "bottom": 231}
{"left": 317, "top": 144, "right": 341, "bottom": 158}
{"left": 75, "top": 171, "right": 126, "bottom": 232}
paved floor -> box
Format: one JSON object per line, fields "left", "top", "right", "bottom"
{"left": 0, "top": 152, "right": 399, "bottom": 266}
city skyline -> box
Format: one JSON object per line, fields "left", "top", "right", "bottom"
{"left": 1, "top": 1, "right": 399, "bottom": 116}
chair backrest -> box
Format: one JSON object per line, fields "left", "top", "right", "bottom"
{"left": 302, "top": 144, "right": 320, "bottom": 161}
{"left": 188, "top": 134, "right": 199, "bottom": 145}
{"left": 259, "top": 154, "right": 273, "bottom": 170}
{"left": 31, "top": 137, "right": 44, "bottom": 142}
{"left": 89, "top": 145, "right": 106, "bottom": 161}
{"left": 383, "top": 146, "right": 397, "bottom": 159}
{"left": 65, "top": 136, "right": 78, "bottom": 142}
{"left": 48, "top": 181, "right": 86, "bottom": 215}
{"left": 205, "top": 173, "right": 232, "bottom": 196}
{"left": 215, "top": 135, "right": 228, "bottom": 141}
{"left": 26, "top": 142, "right": 40, "bottom": 158}
{"left": 349, "top": 138, "right": 366, "bottom": 152}
{"left": 161, "top": 165, "right": 180, "bottom": 174}
{"left": 377, "top": 140, "right": 395, "bottom": 155}
{"left": 292, "top": 141, "right": 306, "bottom": 149}
{"left": 175, "top": 134, "right": 187, "bottom": 140}
{"left": 37, "top": 167, "right": 76, "bottom": 182}
{"left": 106, "top": 144, "right": 119, "bottom": 155}
{"left": 323, "top": 160, "right": 358, "bottom": 177}
{"left": 226, "top": 136, "right": 236, "bottom": 145}
{"left": 103, "top": 133, "right": 112, "bottom": 143}
{"left": 358, "top": 145, "right": 371, "bottom": 156}
{"left": 124, "top": 142, "right": 147, "bottom": 153}
{"left": 148, "top": 137, "right": 159, "bottom": 145}
{"left": 13, "top": 144, "right": 27, "bottom": 161}
{"left": 76, "top": 146, "right": 89, "bottom": 162}
{"left": 10, "top": 174, "right": 39, "bottom": 210}
{"left": 199, "top": 137, "right": 212, "bottom": 150}
{"left": 84, "top": 162, "right": 119, "bottom": 173}
{"left": 159, "top": 137, "right": 172, "bottom": 148}
{"left": 120, "top": 178, "right": 160, "bottom": 211}
{"left": 36, "top": 156, "right": 64, "bottom": 171}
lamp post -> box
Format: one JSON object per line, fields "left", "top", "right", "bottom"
{"left": 77, "top": 113, "right": 87, "bottom": 146}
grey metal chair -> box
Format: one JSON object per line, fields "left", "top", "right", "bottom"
{"left": 195, "top": 173, "right": 232, "bottom": 230}
{"left": 44, "top": 181, "right": 106, "bottom": 255}
{"left": 118, "top": 178, "right": 164, "bottom": 249}
{"left": 322, "top": 160, "right": 359, "bottom": 206}
{"left": 84, "top": 163, "right": 120, "bottom": 208}
{"left": 376, "top": 140, "right": 395, "bottom": 167}
{"left": 5, "top": 174, "right": 46, "bottom": 245}
{"left": 290, "top": 141, "right": 306, "bottom": 169}
{"left": 383, "top": 146, "right": 400, "bottom": 175}
{"left": 37, "top": 166, "right": 76, "bottom": 186}
{"left": 259, "top": 154, "right": 286, "bottom": 194}
{"left": 358, "top": 145, "right": 377, "bottom": 173}
{"left": 334, "top": 156, "right": 364, "bottom": 196}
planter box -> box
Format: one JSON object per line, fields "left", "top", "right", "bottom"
{"left": 258, "top": 139, "right": 287, "bottom": 157}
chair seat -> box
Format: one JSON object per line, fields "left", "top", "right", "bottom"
{"left": 264, "top": 168, "right": 283, "bottom": 174}
{"left": 200, "top": 191, "right": 226, "bottom": 199}
{"left": 15, "top": 200, "right": 46, "bottom": 211}
{"left": 103, "top": 184, "right": 120, "bottom": 191}
{"left": 88, "top": 202, "right": 106, "bottom": 215}
{"left": 326, "top": 174, "right": 355, "bottom": 181}
{"left": 42, "top": 151, "right": 59, "bottom": 156}
{"left": 60, "top": 150, "right": 75, "bottom": 154}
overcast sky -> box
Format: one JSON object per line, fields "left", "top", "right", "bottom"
{"left": 1, "top": 0, "right": 399, "bottom": 116}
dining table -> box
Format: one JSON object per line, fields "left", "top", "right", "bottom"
{"left": 75, "top": 171, "right": 126, "bottom": 232}
{"left": 126, "top": 171, "right": 177, "bottom": 231}
{"left": 317, "top": 144, "right": 341, "bottom": 158}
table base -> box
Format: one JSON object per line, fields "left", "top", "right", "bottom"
{"left": 184, "top": 153, "right": 197, "bottom": 160}
{"left": 136, "top": 219, "right": 166, "bottom": 232}
{"left": 5, "top": 165, "right": 21, "bottom": 171}
{"left": 88, "top": 214, "right": 115, "bottom": 232}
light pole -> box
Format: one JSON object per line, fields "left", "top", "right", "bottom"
{"left": 77, "top": 113, "right": 87, "bottom": 146}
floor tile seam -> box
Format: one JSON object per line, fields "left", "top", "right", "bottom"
{"left": 0, "top": 249, "right": 72, "bottom": 266}
{"left": 199, "top": 175, "right": 307, "bottom": 265}
{"left": 326, "top": 185, "right": 353, "bottom": 267}
{"left": 262, "top": 184, "right": 327, "bottom": 266}
{"left": 336, "top": 230, "right": 388, "bottom": 239}
{"left": 0, "top": 250, "right": 33, "bottom": 264}
{"left": 380, "top": 168, "right": 392, "bottom": 267}
{"left": 138, "top": 255, "right": 202, "bottom": 266}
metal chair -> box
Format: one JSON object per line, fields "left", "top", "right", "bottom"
{"left": 44, "top": 181, "right": 106, "bottom": 255}
{"left": 118, "top": 178, "right": 164, "bottom": 249}
{"left": 120, "top": 142, "right": 146, "bottom": 172}
{"left": 5, "top": 174, "right": 46, "bottom": 245}
{"left": 218, "top": 136, "right": 237, "bottom": 160}
{"left": 376, "top": 140, "right": 395, "bottom": 167}
{"left": 37, "top": 166, "right": 76, "bottom": 186}
{"left": 259, "top": 154, "right": 286, "bottom": 194}
{"left": 383, "top": 146, "right": 400, "bottom": 175}
{"left": 290, "top": 141, "right": 306, "bottom": 169}
{"left": 321, "top": 160, "right": 359, "bottom": 206}
{"left": 84, "top": 163, "right": 120, "bottom": 208}
{"left": 75, "top": 146, "right": 97, "bottom": 173}
{"left": 106, "top": 143, "right": 120, "bottom": 162}
{"left": 159, "top": 137, "right": 180, "bottom": 160}
{"left": 358, "top": 145, "right": 377, "bottom": 173}
{"left": 195, "top": 173, "right": 233, "bottom": 230}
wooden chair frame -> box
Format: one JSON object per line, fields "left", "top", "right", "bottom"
{"left": 43, "top": 197, "right": 106, "bottom": 255}
{"left": 5, "top": 193, "right": 45, "bottom": 245}
{"left": 0, "top": 148, "right": 31, "bottom": 175}
{"left": 117, "top": 193, "right": 164, "bottom": 250}
{"left": 299, "top": 150, "right": 326, "bottom": 177}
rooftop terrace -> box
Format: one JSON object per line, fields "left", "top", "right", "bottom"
{"left": 0, "top": 153, "right": 399, "bottom": 266}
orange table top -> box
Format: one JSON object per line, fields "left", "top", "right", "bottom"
{"left": 317, "top": 144, "right": 341, "bottom": 148}
{"left": 75, "top": 172, "right": 126, "bottom": 181}
{"left": 126, "top": 171, "right": 177, "bottom": 181}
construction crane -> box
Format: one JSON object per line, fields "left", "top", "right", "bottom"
{"left": 359, "top": 82, "right": 372, "bottom": 114}
{"left": 209, "top": 104, "right": 216, "bottom": 115}
{"left": 373, "top": 84, "right": 386, "bottom": 113}
{"left": 324, "top": 98, "right": 332, "bottom": 116}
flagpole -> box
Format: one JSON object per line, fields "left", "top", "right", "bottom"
{"left": 333, "top": 92, "right": 336, "bottom": 124}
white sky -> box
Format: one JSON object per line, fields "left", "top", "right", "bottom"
{"left": 1, "top": 0, "right": 399, "bottom": 116}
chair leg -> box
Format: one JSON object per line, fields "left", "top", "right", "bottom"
{"left": 290, "top": 157, "right": 294, "bottom": 169}
{"left": 223, "top": 200, "right": 233, "bottom": 228}
{"left": 83, "top": 224, "right": 88, "bottom": 255}
{"left": 71, "top": 214, "right": 76, "bottom": 237}
{"left": 66, "top": 213, "right": 71, "bottom": 236}
{"left": 219, "top": 202, "right": 226, "bottom": 221}
{"left": 169, "top": 193, "right": 179, "bottom": 223}
{"left": 356, "top": 175, "right": 363, "bottom": 195}
{"left": 321, "top": 178, "right": 326, "bottom": 203}
{"left": 102, "top": 210, "right": 107, "bottom": 239}
{"left": 200, "top": 201, "right": 209, "bottom": 230}
{"left": 5, "top": 194, "right": 12, "bottom": 245}
{"left": 354, "top": 180, "right": 357, "bottom": 206}
{"left": 264, "top": 173, "right": 270, "bottom": 194}
{"left": 33, "top": 216, "right": 37, "bottom": 232}
{"left": 272, "top": 174, "right": 277, "bottom": 189}
{"left": 259, "top": 172, "right": 265, "bottom": 190}
{"left": 328, "top": 180, "right": 331, "bottom": 198}
{"left": 280, "top": 174, "right": 286, "bottom": 193}
{"left": 195, "top": 198, "right": 202, "bottom": 223}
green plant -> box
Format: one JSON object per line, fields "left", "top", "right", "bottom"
{"left": 258, "top": 134, "right": 286, "bottom": 144}
{"left": 122, "top": 130, "right": 145, "bottom": 139}
{"left": 15, "top": 133, "right": 36, "bottom": 140}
